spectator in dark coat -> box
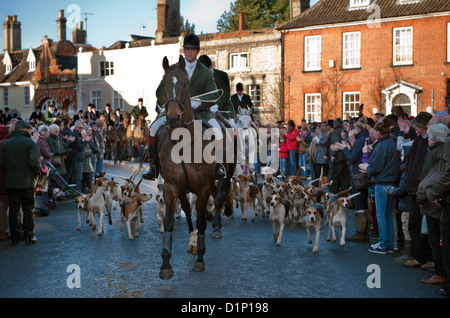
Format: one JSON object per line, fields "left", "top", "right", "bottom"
{"left": 403, "top": 112, "right": 433, "bottom": 269}
{"left": 360, "top": 119, "right": 400, "bottom": 254}
{"left": 337, "top": 117, "right": 371, "bottom": 242}
{"left": 417, "top": 123, "right": 448, "bottom": 285}
{"left": 329, "top": 118, "right": 351, "bottom": 194}
{"left": 68, "top": 121, "right": 90, "bottom": 192}
{"left": 29, "top": 106, "right": 44, "bottom": 124}
{"left": 0, "top": 120, "right": 41, "bottom": 245}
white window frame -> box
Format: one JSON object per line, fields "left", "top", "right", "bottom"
{"left": 447, "top": 23, "right": 450, "bottom": 62}
{"left": 349, "top": 0, "right": 370, "bottom": 8}
{"left": 343, "top": 91, "right": 361, "bottom": 120}
{"left": 304, "top": 35, "right": 321, "bottom": 71}
{"left": 27, "top": 48, "right": 36, "bottom": 72}
{"left": 91, "top": 90, "right": 102, "bottom": 109}
{"left": 113, "top": 90, "right": 124, "bottom": 111}
{"left": 2, "top": 51, "right": 12, "bottom": 75}
{"left": 100, "top": 61, "right": 114, "bottom": 77}
{"left": 24, "top": 86, "right": 30, "bottom": 107}
{"left": 393, "top": 26, "right": 413, "bottom": 66}
{"left": 248, "top": 84, "right": 261, "bottom": 108}
{"left": 343, "top": 32, "right": 361, "bottom": 69}
{"left": 305, "top": 93, "right": 321, "bottom": 122}
{"left": 2, "top": 87, "right": 8, "bottom": 107}
{"left": 229, "top": 52, "right": 248, "bottom": 71}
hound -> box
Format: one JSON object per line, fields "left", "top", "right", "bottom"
{"left": 232, "top": 174, "right": 264, "bottom": 222}
{"left": 75, "top": 194, "right": 92, "bottom": 231}
{"left": 155, "top": 192, "right": 165, "bottom": 234}
{"left": 261, "top": 175, "right": 276, "bottom": 215}
{"left": 289, "top": 184, "right": 306, "bottom": 222}
{"left": 326, "top": 193, "right": 360, "bottom": 247}
{"left": 304, "top": 203, "right": 324, "bottom": 253}
{"left": 84, "top": 179, "right": 109, "bottom": 236}
{"left": 120, "top": 193, "right": 152, "bottom": 240}
{"left": 270, "top": 194, "right": 291, "bottom": 246}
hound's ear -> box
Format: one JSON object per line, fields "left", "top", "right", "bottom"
{"left": 163, "top": 56, "right": 170, "bottom": 72}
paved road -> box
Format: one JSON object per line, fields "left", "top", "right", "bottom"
{"left": 0, "top": 160, "right": 445, "bottom": 300}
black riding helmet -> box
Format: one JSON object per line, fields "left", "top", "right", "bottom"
{"left": 183, "top": 33, "right": 200, "bottom": 49}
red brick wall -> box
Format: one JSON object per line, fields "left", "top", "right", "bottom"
{"left": 283, "top": 15, "right": 450, "bottom": 123}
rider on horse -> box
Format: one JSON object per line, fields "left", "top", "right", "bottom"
{"left": 143, "top": 34, "right": 226, "bottom": 181}
{"left": 197, "top": 54, "right": 236, "bottom": 127}
{"left": 130, "top": 98, "right": 149, "bottom": 137}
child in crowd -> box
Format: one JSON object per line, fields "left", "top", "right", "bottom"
{"left": 278, "top": 135, "right": 288, "bottom": 177}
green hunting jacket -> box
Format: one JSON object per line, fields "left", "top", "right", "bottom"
{"left": 0, "top": 130, "right": 41, "bottom": 189}
{"left": 213, "top": 68, "right": 235, "bottom": 119}
{"left": 155, "top": 60, "right": 220, "bottom": 121}
{"left": 130, "top": 105, "right": 149, "bottom": 125}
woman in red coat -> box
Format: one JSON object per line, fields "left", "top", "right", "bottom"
{"left": 286, "top": 120, "right": 298, "bottom": 176}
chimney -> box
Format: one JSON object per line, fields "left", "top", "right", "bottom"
{"left": 3, "top": 15, "right": 21, "bottom": 52}
{"left": 156, "top": 0, "right": 180, "bottom": 43}
{"left": 56, "top": 10, "right": 67, "bottom": 41}
{"left": 290, "top": 0, "right": 310, "bottom": 18}
{"left": 239, "top": 12, "right": 244, "bottom": 31}
{"left": 72, "top": 22, "right": 86, "bottom": 44}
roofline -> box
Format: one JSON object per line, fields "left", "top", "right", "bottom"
{"left": 279, "top": 11, "right": 450, "bottom": 32}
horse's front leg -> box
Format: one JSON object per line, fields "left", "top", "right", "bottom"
{"left": 192, "top": 188, "right": 209, "bottom": 272}
{"left": 159, "top": 191, "right": 176, "bottom": 280}
{"left": 212, "top": 178, "right": 230, "bottom": 239}
{"left": 179, "top": 194, "right": 196, "bottom": 255}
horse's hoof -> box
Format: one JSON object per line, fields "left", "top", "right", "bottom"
{"left": 192, "top": 261, "right": 205, "bottom": 272}
{"left": 212, "top": 231, "right": 222, "bottom": 239}
{"left": 187, "top": 245, "right": 198, "bottom": 255}
{"left": 159, "top": 268, "right": 174, "bottom": 280}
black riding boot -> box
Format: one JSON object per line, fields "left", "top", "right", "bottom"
{"left": 143, "top": 146, "right": 159, "bottom": 181}
{"left": 215, "top": 163, "right": 226, "bottom": 180}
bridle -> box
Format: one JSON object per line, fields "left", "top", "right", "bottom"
{"left": 162, "top": 69, "right": 194, "bottom": 129}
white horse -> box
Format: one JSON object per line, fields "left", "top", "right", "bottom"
{"left": 235, "top": 106, "right": 259, "bottom": 175}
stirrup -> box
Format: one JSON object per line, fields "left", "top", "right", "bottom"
{"left": 215, "top": 163, "right": 226, "bottom": 180}
{"left": 143, "top": 165, "right": 158, "bottom": 180}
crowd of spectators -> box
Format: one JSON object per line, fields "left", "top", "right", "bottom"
{"left": 271, "top": 105, "right": 450, "bottom": 296}
{"left": 0, "top": 102, "right": 449, "bottom": 296}
{"left": 0, "top": 107, "right": 113, "bottom": 246}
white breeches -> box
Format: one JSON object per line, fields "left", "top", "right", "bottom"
{"left": 149, "top": 116, "right": 223, "bottom": 141}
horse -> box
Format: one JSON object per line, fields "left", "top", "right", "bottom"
{"left": 156, "top": 55, "right": 234, "bottom": 280}
{"left": 116, "top": 112, "right": 131, "bottom": 161}
{"left": 130, "top": 114, "right": 149, "bottom": 162}
{"left": 235, "top": 106, "right": 258, "bottom": 174}
{"left": 104, "top": 124, "right": 119, "bottom": 162}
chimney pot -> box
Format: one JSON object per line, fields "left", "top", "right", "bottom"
{"left": 239, "top": 12, "right": 244, "bottom": 31}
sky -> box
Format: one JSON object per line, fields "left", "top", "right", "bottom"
{"left": 1, "top": 0, "right": 320, "bottom": 50}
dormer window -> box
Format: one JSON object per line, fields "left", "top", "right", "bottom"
{"left": 27, "top": 48, "right": 36, "bottom": 72}
{"left": 349, "top": 0, "right": 371, "bottom": 9}
{"left": 2, "top": 51, "right": 12, "bottom": 75}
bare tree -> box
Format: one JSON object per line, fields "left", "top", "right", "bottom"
{"left": 319, "top": 61, "right": 347, "bottom": 119}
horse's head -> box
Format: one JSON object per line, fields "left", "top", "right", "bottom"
{"left": 123, "top": 112, "right": 131, "bottom": 126}
{"left": 161, "top": 55, "right": 192, "bottom": 129}
{"left": 236, "top": 106, "right": 254, "bottom": 130}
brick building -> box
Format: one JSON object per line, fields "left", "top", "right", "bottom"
{"left": 278, "top": 0, "right": 450, "bottom": 123}
{"left": 34, "top": 10, "right": 96, "bottom": 117}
